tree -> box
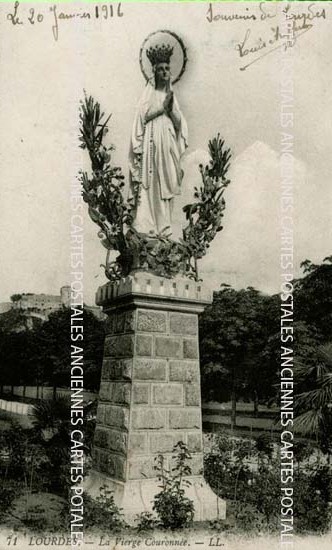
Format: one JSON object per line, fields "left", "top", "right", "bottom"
{"left": 294, "top": 256, "right": 332, "bottom": 341}
{"left": 294, "top": 344, "right": 332, "bottom": 459}
{"left": 10, "top": 293, "right": 22, "bottom": 302}
{"left": 81, "top": 309, "right": 105, "bottom": 391}
{"left": 0, "top": 307, "right": 105, "bottom": 393}
{"left": 32, "top": 396, "right": 97, "bottom": 494}
{"left": 199, "top": 286, "right": 278, "bottom": 427}
{"left": 291, "top": 257, "right": 332, "bottom": 457}
{"left": 0, "top": 308, "right": 32, "bottom": 333}
{"left": 0, "top": 329, "right": 37, "bottom": 393}
{"left": 32, "top": 307, "right": 105, "bottom": 392}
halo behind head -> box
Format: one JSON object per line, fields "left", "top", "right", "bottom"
{"left": 140, "top": 30, "right": 187, "bottom": 85}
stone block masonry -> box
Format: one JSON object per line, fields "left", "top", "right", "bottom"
{"left": 87, "top": 273, "right": 225, "bottom": 522}
{"left": 91, "top": 274, "right": 209, "bottom": 483}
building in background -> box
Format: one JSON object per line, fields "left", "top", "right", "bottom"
{"left": 0, "top": 286, "right": 104, "bottom": 322}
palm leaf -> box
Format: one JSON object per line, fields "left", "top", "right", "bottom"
{"left": 293, "top": 409, "right": 322, "bottom": 435}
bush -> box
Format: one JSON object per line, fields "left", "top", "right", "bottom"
{"left": 135, "top": 511, "right": 159, "bottom": 532}
{"left": 0, "top": 482, "right": 21, "bottom": 521}
{"left": 152, "top": 442, "right": 194, "bottom": 530}
{"left": 0, "top": 425, "right": 51, "bottom": 493}
{"left": 204, "top": 432, "right": 332, "bottom": 534}
{"left": 83, "top": 485, "right": 125, "bottom": 531}
{"left": 294, "top": 466, "right": 332, "bottom": 533}
{"left": 204, "top": 433, "right": 254, "bottom": 501}
{"left": 229, "top": 501, "right": 265, "bottom": 533}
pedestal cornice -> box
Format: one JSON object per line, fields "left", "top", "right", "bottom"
{"left": 96, "top": 271, "right": 212, "bottom": 314}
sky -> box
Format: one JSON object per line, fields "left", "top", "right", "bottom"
{"left": 0, "top": 1, "right": 331, "bottom": 305}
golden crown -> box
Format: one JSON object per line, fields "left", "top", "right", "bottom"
{"left": 146, "top": 43, "right": 174, "bottom": 66}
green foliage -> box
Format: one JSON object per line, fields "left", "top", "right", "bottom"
{"left": 204, "top": 434, "right": 257, "bottom": 502}
{"left": 32, "top": 395, "right": 71, "bottom": 432}
{"left": 229, "top": 501, "right": 265, "bottom": 533}
{"left": 199, "top": 256, "right": 332, "bottom": 430}
{"left": 31, "top": 307, "right": 104, "bottom": 391}
{"left": 183, "top": 135, "right": 231, "bottom": 264}
{"left": 294, "top": 466, "right": 332, "bottom": 533}
{"left": 0, "top": 324, "right": 37, "bottom": 389}
{"left": 10, "top": 293, "right": 22, "bottom": 302}
{"left": 79, "top": 94, "right": 231, "bottom": 281}
{"left": 83, "top": 485, "right": 125, "bottom": 530}
{"left": 0, "top": 482, "right": 21, "bottom": 520}
{"left": 204, "top": 433, "right": 280, "bottom": 529}
{"left": 209, "top": 517, "right": 232, "bottom": 532}
{"left": 135, "top": 511, "right": 159, "bottom": 532}
{"left": 31, "top": 396, "right": 96, "bottom": 495}
{"left": 152, "top": 442, "right": 194, "bottom": 530}
{"left": 204, "top": 433, "right": 332, "bottom": 534}
{"left": 199, "top": 286, "right": 279, "bottom": 413}
{"left": 294, "top": 256, "right": 332, "bottom": 341}
{"left": 0, "top": 424, "right": 47, "bottom": 487}
{"left": 294, "top": 344, "right": 332, "bottom": 455}
{"left": 79, "top": 95, "right": 137, "bottom": 279}
{"left": 0, "top": 306, "right": 104, "bottom": 390}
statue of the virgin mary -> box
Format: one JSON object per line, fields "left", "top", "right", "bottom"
{"left": 129, "top": 42, "right": 188, "bottom": 237}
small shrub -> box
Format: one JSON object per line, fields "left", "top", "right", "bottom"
{"left": 153, "top": 441, "right": 194, "bottom": 530}
{"left": 294, "top": 466, "right": 332, "bottom": 534}
{"left": 249, "top": 464, "right": 279, "bottom": 527}
{"left": 0, "top": 482, "right": 21, "bottom": 520}
{"left": 204, "top": 433, "right": 332, "bottom": 534}
{"left": 229, "top": 501, "right": 265, "bottom": 533}
{"left": 83, "top": 485, "right": 125, "bottom": 531}
{"left": 209, "top": 518, "right": 233, "bottom": 532}
{"left": 135, "top": 511, "right": 159, "bottom": 532}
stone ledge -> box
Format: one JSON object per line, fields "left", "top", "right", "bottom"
{"left": 96, "top": 272, "right": 212, "bottom": 313}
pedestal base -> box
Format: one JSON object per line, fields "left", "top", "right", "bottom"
{"left": 85, "top": 470, "right": 226, "bottom": 525}
{"left": 90, "top": 273, "right": 225, "bottom": 526}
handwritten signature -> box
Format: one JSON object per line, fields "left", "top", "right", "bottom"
{"left": 235, "top": 4, "right": 326, "bottom": 71}
{"left": 6, "top": 1, "right": 124, "bottom": 42}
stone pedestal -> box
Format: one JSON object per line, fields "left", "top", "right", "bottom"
{"left": 86, "top": 271, "right": 225, "bottom": 523}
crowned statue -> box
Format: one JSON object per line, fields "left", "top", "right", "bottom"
{"left": 80, "top": 30, "right": 229, "bottom": 523}
{"left": 129, "top": 36, "right": 188, "bottom": 238}
{"left": 80, "top": 30, "right": 230, "bottom": 282}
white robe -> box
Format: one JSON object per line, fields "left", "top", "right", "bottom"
{"left": 129, "top": 83, "right": 188, "bottom": 236}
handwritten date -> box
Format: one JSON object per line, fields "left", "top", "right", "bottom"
{"left": 7, "top": 1, "right": 124, "bottom": 42}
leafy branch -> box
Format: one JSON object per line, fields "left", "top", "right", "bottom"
{"left": 79, "top": 94, "right": 232, "bottom": 281}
